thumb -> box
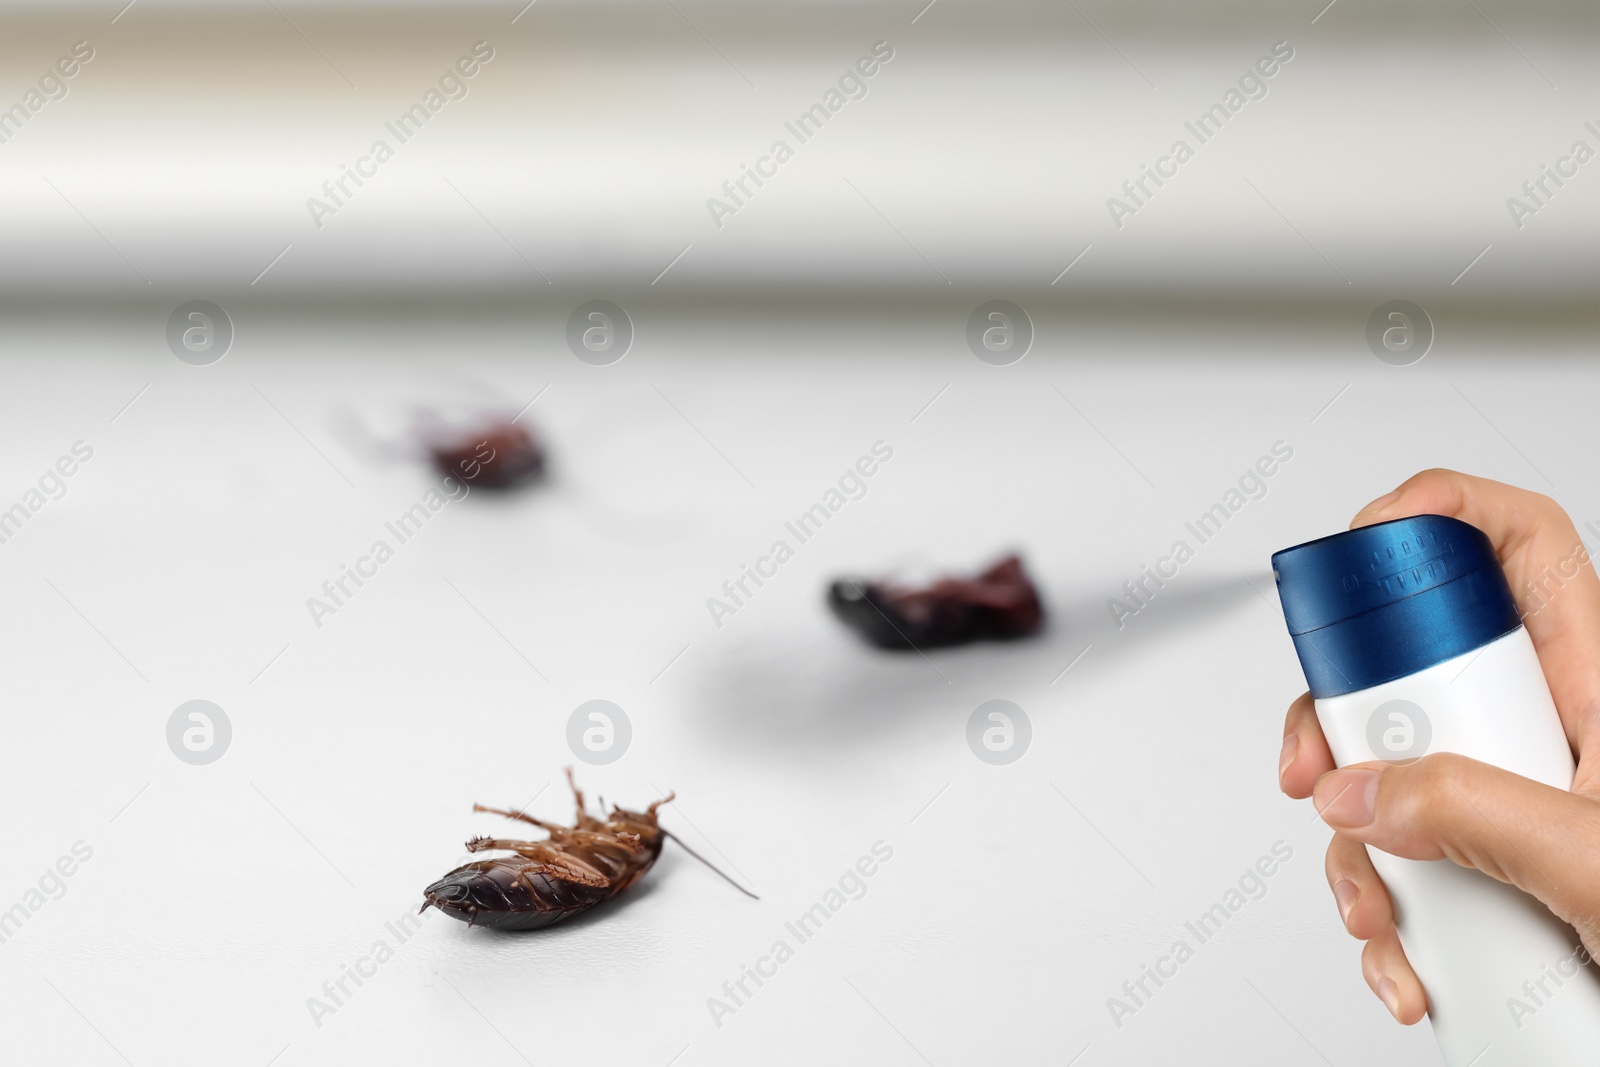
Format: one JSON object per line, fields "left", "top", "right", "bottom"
{"left": 1314, "top": 754, "right": 1600, "bottom": 938}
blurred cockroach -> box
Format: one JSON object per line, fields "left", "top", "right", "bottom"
{"left": 420, "top": 769, "right": 756, "bottom": 930}
{"left": 426, "top": 418, "right": 545, "bottom": 490}
{"left": 333, "top": 405, "right": 547, "bottom": 491}
{"left": 829, "top": 553, "right": 1045, "bottom": 650}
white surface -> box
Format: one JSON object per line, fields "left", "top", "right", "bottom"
{"left": 1, "top": 311, "right": 1596, "bottom": 1066}
{"left": 1317, "top": 628, "right": 1600, "bottom": 1066}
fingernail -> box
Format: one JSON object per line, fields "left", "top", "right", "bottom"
{"left": 1377, "top": 976, "right": 1401, "bottom": 1020}
{"left": 1351, "top": 489, "right": 1402, "bottom": 528}
{"left": 1279, "top": 733, "right": 1300, "bottom": 781}
{"left": 1315, "top": 768, "right": 1381, "bottom": 828}
{"left": 1333, "top": 879, "right": 1359, "bottom": 924}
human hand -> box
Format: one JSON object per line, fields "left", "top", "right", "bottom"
{"left": 1277, "top": 468, "right": 1600, "bottom": 1023}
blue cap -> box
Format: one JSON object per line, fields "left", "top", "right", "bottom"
{"left": 1271, "top": 515, "right": 1522, "bottom": 698}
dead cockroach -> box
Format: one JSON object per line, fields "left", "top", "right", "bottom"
{"left": 426, "top": 418, "right": 545, "bottom": 490}
{"left": 420, "top": 769, "right": 756, "bottom": 930}
{"left": 334, "top": 405, "right": 547, "bottom": 490}
{"left": 828, "top": 553, "right": 1045, "bottom": 650}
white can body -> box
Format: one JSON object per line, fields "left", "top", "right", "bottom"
{"left": 1314, "top": 626, "right": 1600, "bottom": 1065}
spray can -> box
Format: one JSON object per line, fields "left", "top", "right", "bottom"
{"left": 1272, "top": 514, "right": 1600, "bottom": 1065}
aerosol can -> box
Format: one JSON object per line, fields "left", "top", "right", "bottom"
{"left": 1272, "top": 514, "right": 1600, "bottom": 1065}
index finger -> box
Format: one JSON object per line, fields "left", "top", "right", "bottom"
{"left": 1282, "top": 690, "right": 1335, "bottom": 798}
{"left": 1350, "top": 469, "right": 1600, "bottom": 760}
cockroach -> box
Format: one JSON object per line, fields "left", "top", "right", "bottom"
{"left": 420, "top": 769, "right": 756, "bottom": 930}
{"left": 427, "top": 419, "right": 545, "bottom": 490}
{"left": 828, "top": 553, "right": 1045, "bottom": 650}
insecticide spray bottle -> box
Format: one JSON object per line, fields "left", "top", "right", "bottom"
{"left": 1272, "top": 514, "right": 1600, "bottom": 1066}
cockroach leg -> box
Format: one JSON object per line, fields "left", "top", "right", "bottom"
{"left": 468, "top": 837, "right": 610, "bottom": 887}
{"left": 511, "top": 866, "right": 548, "bottom": 898}
{"left": 556, "top": 831, "right": 643, "bottom": 857}
{"left": 472, "top": 803, "right": 559, "bottom": 831}
{"left": 474, "top": 812, "right": 611, "bottom": 852}
{"left": 646, "top": 791, "right": 677, "bottom": 817}
{"left": 561, "top": 767, "right": 612, "bottom": 831}
{"left": 564, "top": 766, "right": 588, "bottom": 818}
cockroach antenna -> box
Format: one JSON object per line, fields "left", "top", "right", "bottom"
{"left": 661, "top": 828, "right": 759, "bottom": 900}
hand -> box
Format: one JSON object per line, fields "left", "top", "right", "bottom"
{"left": 1277, "top": 469, "right": 1600, "bottom": 1023}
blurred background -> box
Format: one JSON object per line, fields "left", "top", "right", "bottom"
{"left": 0, "top": 2, "right": 1595, "bottom": 1065}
